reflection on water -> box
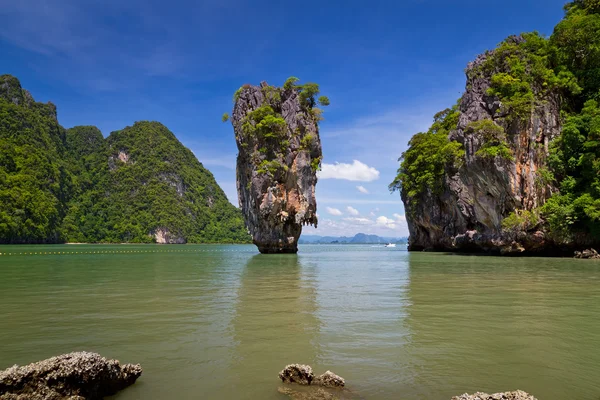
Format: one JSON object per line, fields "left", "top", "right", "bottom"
{"left": 1, "top": 244, "right": 600, "bottom": 400}
{"left": 403, "top": 253, "right": 600, "bottom": 400}
{"left": 227, "top": 254, "right": 320, "bottom": 399}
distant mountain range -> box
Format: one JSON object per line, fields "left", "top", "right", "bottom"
{"left": 299, "top": 233, "right": 408, "bottom": 244}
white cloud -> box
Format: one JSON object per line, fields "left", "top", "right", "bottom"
{"left": 393, "top": 213, "right": 406, "bottom": 223}
{"left": 303, "top": 215, "right": 409, "bottom": 237}
{"left": 376, "top": 216, "right": 397, "bottom": 229}
{"left": 326, "top": 207, "right": 343, "bottom": 216}
{"left": 343, "top": 217, "right": 373, "bottom": 225}
{"left": 356, "top": 185, "right": 369, "bottom": 194}
{"left": 318, "top": 198, "right": 401, "bottom": 205}
{"left": 318, "top": 160, "right": 380, "bottom": 182}
{"left": 346, "top": 206, "right": 359, "bottom": 216}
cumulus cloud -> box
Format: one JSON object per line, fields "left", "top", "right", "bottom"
{"left": 326, "top": 207, "right": 343, "bottom": 216}
{"left": 318, "top": 160, "right": 380, "bottom": 182}
{"left": 376, "top": 216, "right": 397, "bottom": 229}
{"left": 343, "top": 217, "right": 373, "bottom": 225}
{"left": 346, "top": 206, "right": 359, "bottom": 216}
{"left": 356, "top": 185, "right": 369, "bottom": 194}
{"left": 393, "top": 213, "right": 406, "bottom": 223}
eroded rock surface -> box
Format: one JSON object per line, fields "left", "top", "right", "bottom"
{"left": 152, "top": 227, "right": 186, "bottom": 244}
{"left": 279, "top": 364, "right": 314, "bottom": 385}
{"left": 314, "top": 371, "right": 345, "bottom": 388}
{"left": 0, "top": 352, "right": 142, "bottom": 399}
{"left": 451, "top": 390, "right": 537, "bottom": 400}
{"left": 232, "top": 80, "right": 323, "bottom": 253}
{"left": 574, "top": 248, "right": 600, "bottom": 259}
{"left": 402, "top": 37, "right": 569, "bottom": 254}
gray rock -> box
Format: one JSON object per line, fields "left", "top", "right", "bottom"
{"left": 451, "top": 390, "right": 537, "bottom": 400}
{"left": 279, "top": 364, "right": 314, "bottom": 385}
{"left": 401, "top": 36, "right": 570, "bottom": 254}
{"left": 574, "top": 248, "right": 600, "bottom": 259}
{"left": 314, "top": 371, "right": 345, "bottom": 388}
{"left": 0, "top": 351, "right": 142, "bottom": 399}
{"left": 231, "top": 82, "right": 321, "bottom": 253}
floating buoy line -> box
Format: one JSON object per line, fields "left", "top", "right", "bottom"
{"left": 0, "top": 248, "right": 251, "bottom": 257}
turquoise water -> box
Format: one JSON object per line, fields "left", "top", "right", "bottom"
{"left": 1, "top": 244, "right": 599, "bottom": 399}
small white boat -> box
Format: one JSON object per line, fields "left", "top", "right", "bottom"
{"left": 384, "top": 243, "right": 396, "bottom": 248}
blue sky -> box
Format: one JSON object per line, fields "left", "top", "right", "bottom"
{"left": 0, "top": 0, "right": 568, "bottom": 237}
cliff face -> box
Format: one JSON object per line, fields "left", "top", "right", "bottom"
{"left": 402, "top": 39, "right": 564, "bottom": 254}
{"left": 232, "top": 81, "right": 323, "bottom": 253}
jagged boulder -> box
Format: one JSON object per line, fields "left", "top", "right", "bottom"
{"left": 313, "top": 371, "right": 345, "bottom": 388}
{"left": 231, "top": 79, "right": 327, "bottom": 253}
{"left": 278, "top": 364, "right": 345, "bottom": 389}
{"left": 0, "top": 352, "right": 142, "bottom": 399}
{"left": 279, "top": 364, "right": 314, "bottom": 385}
{"left": 451, "top": 390, "right": 537, "bottom": 400}
{"left": 574, "top": 248, "right": 600, "bottom": 259}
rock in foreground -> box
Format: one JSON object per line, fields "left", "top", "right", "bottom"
{"left": 231, "top": 79, "right": 327, "bottom": 253}
{"left": 313, "top": 371, "right": 345, "bottom": 388}
{"left": 279, "top": 364, "right": 314, "bottom": 385}
{"left": 278, "top": 364, "right": 345, "bottom": 388}
{"left": 451, "top": 390, "right": 537, "bottom": 400}
{"left": 0, "top": 352, "right": 142, "bottom": 399}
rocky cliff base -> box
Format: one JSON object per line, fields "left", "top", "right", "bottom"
{"left": 0, "top": 352, "right": 142, "bottom": 399}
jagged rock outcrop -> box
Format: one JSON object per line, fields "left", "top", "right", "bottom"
{"left": 402, "top": 37, "right": 564, "bottom": 254}
{"left": 232, "top": 80, "right": 323, "bottom": 253}
{"left": 451, "top": 390, "right": 537, "bottom": 400}
{"left": 313, "top": 371, "right": 345, "bottom": 388}
{"left": 278, "top": 365, "right": 345, "bottom": 388}
{"left": 0, "top": 351, "right": 142, "bottom": 399}
{"left": 574, "top": 248, "right": 600, "bottom": 259}
{"left": 279, "top": 364, "right": 315, "bottom": 385}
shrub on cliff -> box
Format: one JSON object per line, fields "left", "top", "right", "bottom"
{"left": 389, "top": 105, "right": 464, "bottom": 200}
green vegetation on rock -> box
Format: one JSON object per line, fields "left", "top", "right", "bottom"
{"left": 389, "top": 105, "right": 464, "bottom": 199}
{"left": 232, "top": 77, "right": 327, "bottom": 178}
{"left": 466, "top": 120, "right": 514, "bottom": 161}
{"left": 0, "top": 75, "right": 69, "bottom": 243}
{"left": 0, "top": 75, "right": 250, "bottom": 244}
{"left": 391, "top": 1, "right": 600, "bottom": 243}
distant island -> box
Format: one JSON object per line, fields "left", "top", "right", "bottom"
{"left": 299, "top": 233, "right": 407, "bottom": 245}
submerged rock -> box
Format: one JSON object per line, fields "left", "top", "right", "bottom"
{"left": 278, "top": 386, "right": 338, "bottom": 400}
{"left": 231, "top": 79, "right": 327, "bottom": 253}
{"left": 451, "top": 390, "right": 537, "bottom": 400}
{"left": 0, "top": 351, "right": 142, "bottom": 399}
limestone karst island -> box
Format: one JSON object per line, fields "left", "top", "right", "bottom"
{"left": 1, "top": 1, "right": 600, "bottom": 400}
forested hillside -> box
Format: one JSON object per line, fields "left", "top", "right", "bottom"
{"left": 0, "top": 75, "right": 250, "bottom": 244}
